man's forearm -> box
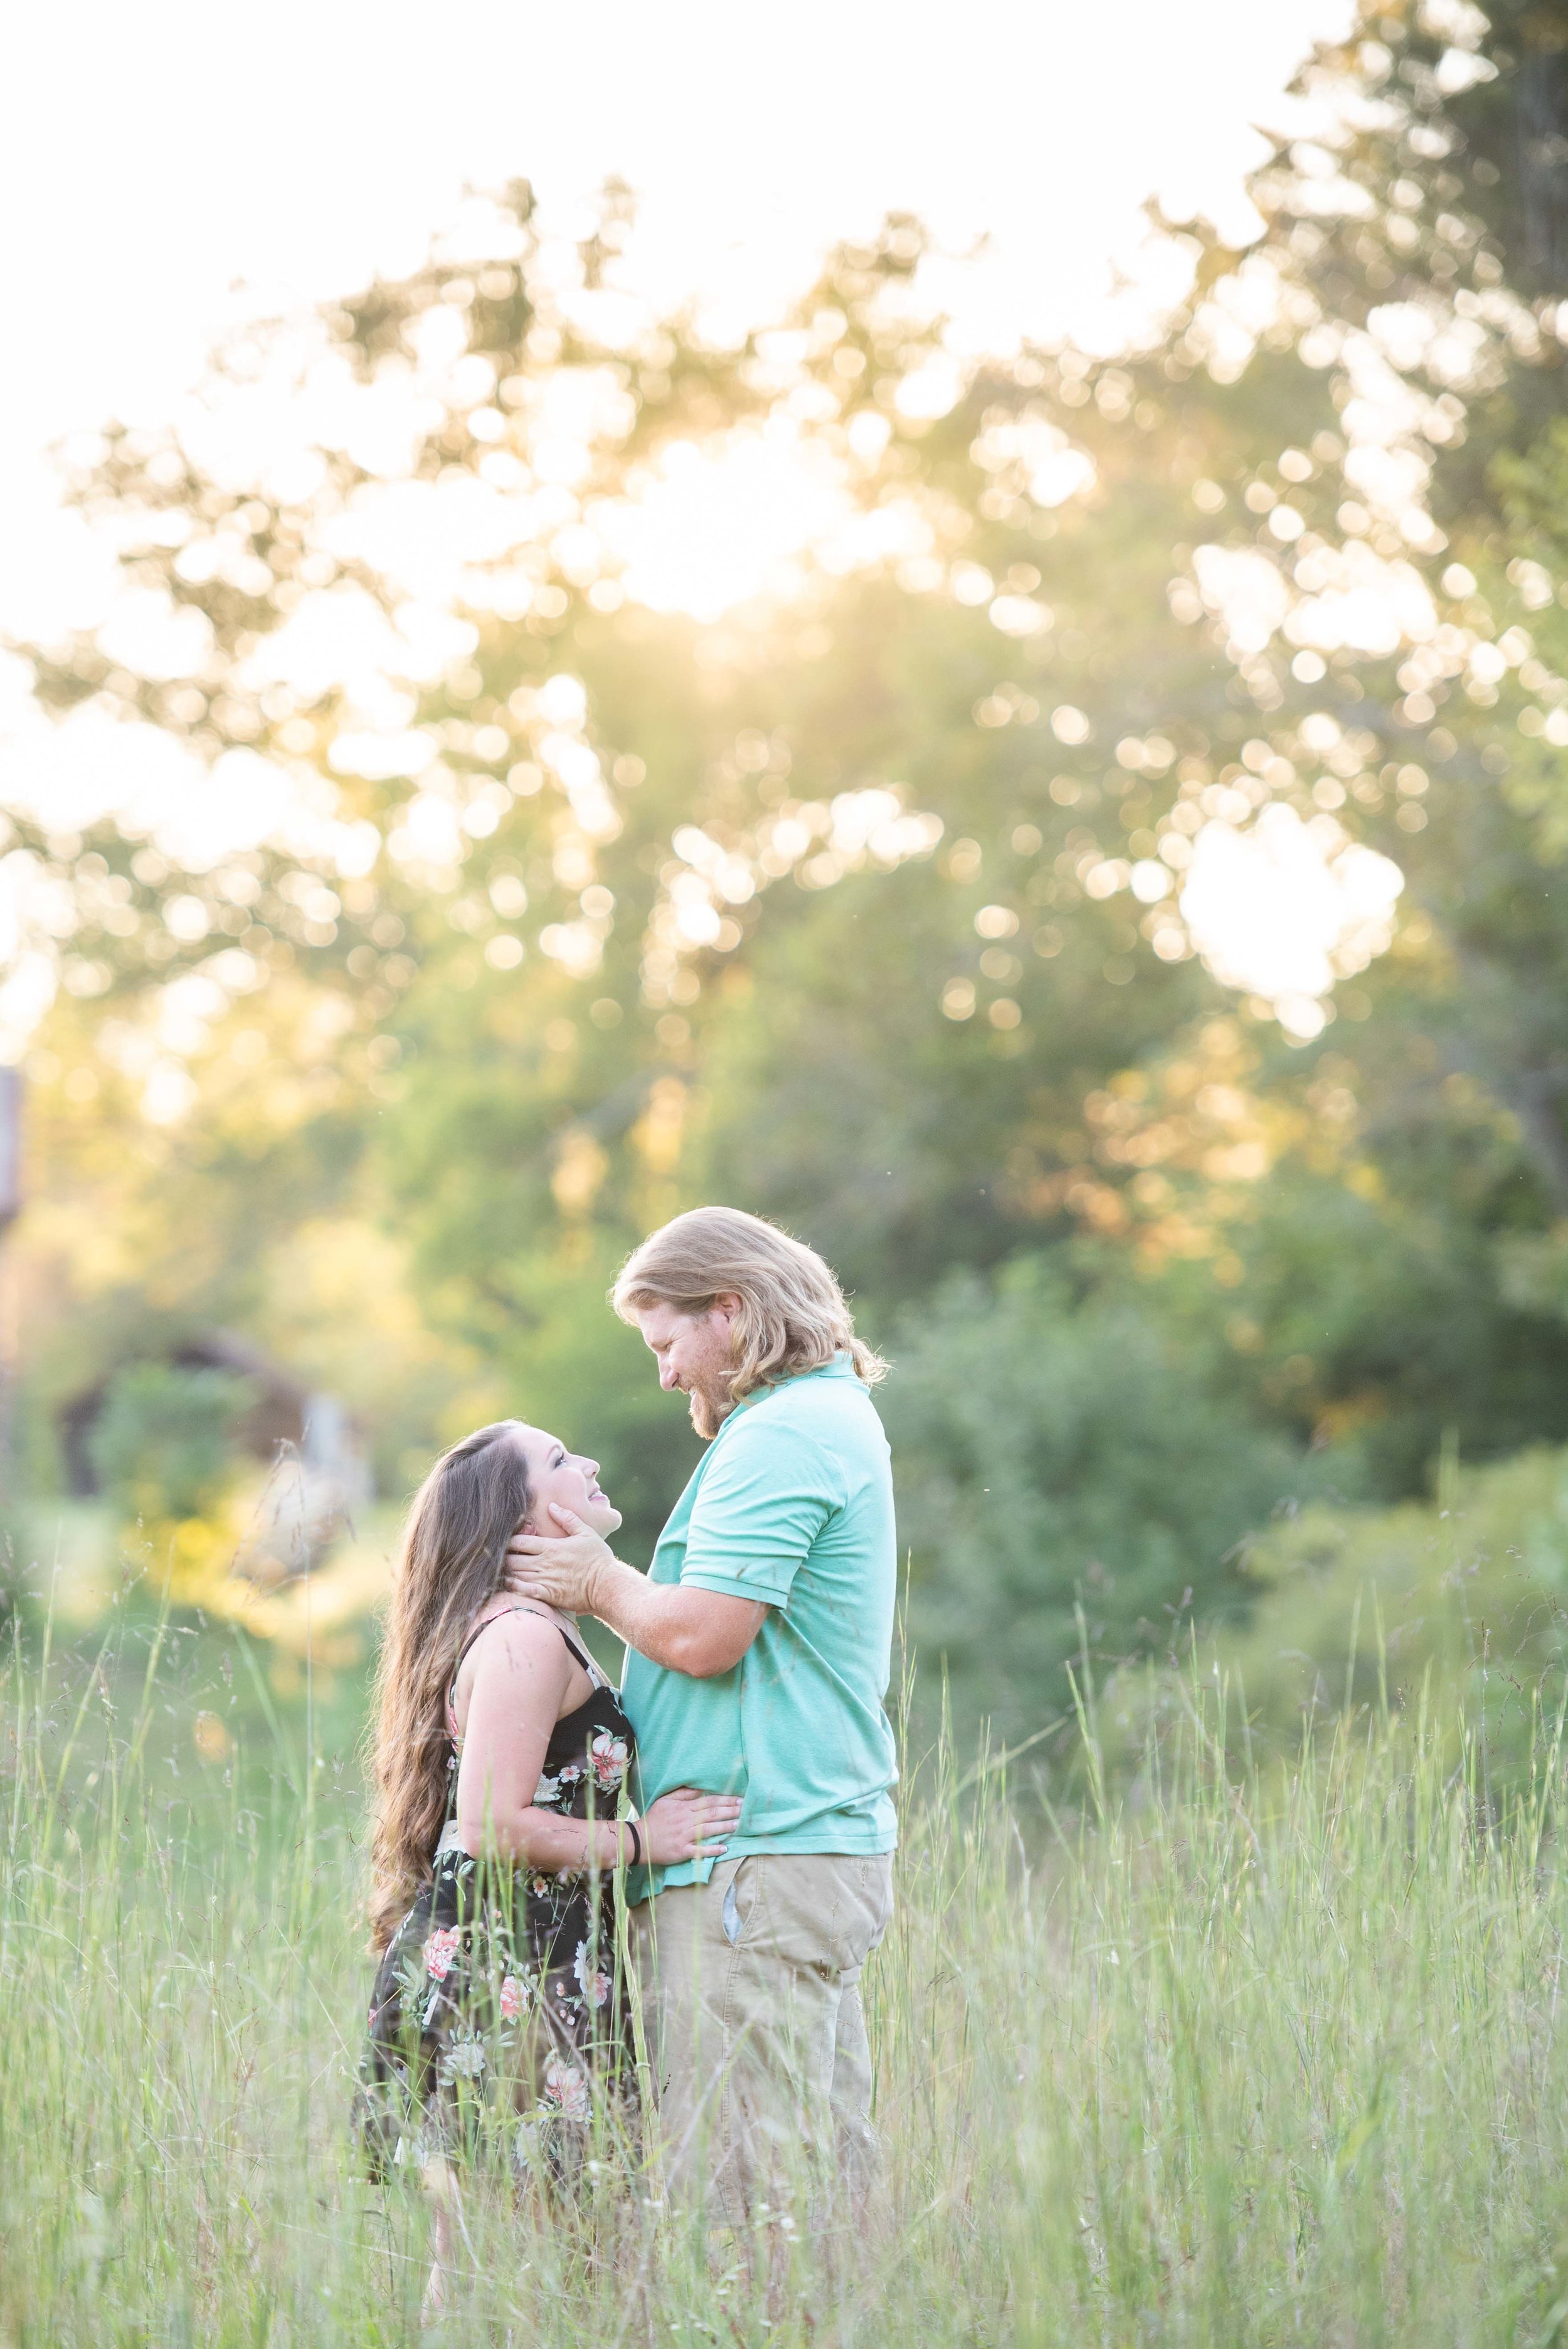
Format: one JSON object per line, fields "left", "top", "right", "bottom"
{"left": 583, "top": 1555, "right": 687, "bottom": 1663}
{"left": 585, "top": 1556, "right": 762, "bottom": 1677}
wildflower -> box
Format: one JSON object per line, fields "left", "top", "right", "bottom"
{"left": 573, "top": 1938, "right": 613, "bottom": 2008}
{"left": 439, "top": 2031, "right": 487, "bottom": 2082}
{"left": 541, "top": 2056, "right": 591, "bottom": 2118}
{"left": 423, "top": 1926, "right": 462, "bottom": 1981}
{"left": 499, "top": 1974, "right": 527, "bottom": 2022}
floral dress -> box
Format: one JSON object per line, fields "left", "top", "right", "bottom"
{"left": 357, "top": 1609, "right": 637, "bottom": 2184}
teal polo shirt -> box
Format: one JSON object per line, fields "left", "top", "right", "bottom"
{"left": 621, "top": 1354, "right": 899, "bottom": 1900}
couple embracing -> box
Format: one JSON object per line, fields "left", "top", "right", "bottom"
{"left": 358, "top": 1206, "right": 899, "bottom": 2285}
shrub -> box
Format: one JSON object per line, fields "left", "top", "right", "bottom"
{"left": 882, "top": 1256, "right": 1325, "bottom": 1740}
{"left": 87, "top": 1361, "right": 254, "bottom": 1529}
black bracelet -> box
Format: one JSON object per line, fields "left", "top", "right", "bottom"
{"left": 623, "top": 1818, "right": 643, "bottom": 1869}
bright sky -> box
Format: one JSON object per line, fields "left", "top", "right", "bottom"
{"left": 2, "top": 0, "right": 1348, "bottom": 601}
{"left": 0, "top": 0, "right": 1371, "bottom": 1061}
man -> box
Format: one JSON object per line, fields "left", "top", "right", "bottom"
{"left": 506, "top": 1204, "right": 899, "bottom": 2228}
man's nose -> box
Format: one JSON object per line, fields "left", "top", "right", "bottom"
{"left": 659, "top": 1359, "right": 681, "bottom": 1389}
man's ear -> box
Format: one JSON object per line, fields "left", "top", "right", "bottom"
{"left": 712, "top": 1291, "right": 743, "bottom": 1328}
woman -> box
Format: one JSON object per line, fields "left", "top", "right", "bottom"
{"left": 356, "top": 1419, "right": 740, "bottom": 2268}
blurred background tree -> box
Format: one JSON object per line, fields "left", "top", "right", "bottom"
{"left": 13, "top": 0, "right": 1568, "bottom": 1732}
{"left": 88, "top": 1360, "right": 253, "bottom": 1529}
{"left": 85, "top": 1359, "right": 256, "bottom": 1591}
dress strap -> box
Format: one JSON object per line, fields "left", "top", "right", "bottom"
{"left": 445, "top": 1606, "right": 603, "bottom": 1737}
{"left": 554, "top": 1619, "right": 608, "bottom": 1689}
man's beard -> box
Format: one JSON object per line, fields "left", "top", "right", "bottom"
{"left": 687, "top": 1381, "right": 733, "bottom": 1441}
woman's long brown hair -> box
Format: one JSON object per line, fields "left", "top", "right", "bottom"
{"left": 366, "top": 1421, "right": 536, "bottom": 1951}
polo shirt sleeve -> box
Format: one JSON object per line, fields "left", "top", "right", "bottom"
{"left": 678, "top": 1420, "right": 842, "bottom": 1608}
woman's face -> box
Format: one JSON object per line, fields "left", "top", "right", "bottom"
{"left": 513, "top": 1426, "right": 622, "bottom": 1539}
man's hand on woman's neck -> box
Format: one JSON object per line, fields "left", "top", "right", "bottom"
{"left": 505, "top": 1508, "right": 766, "bottom": 1678}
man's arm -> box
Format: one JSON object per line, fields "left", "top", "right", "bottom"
{"left": 506, "top": 1509, "right": 766, "bottom": 1677}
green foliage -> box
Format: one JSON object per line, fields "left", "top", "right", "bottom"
{"left": 882, "top": 1254, "right": 1327, "bottom": 1737}
{"left": 17, "top": 0, "right": 1568, "bottom": 1754}
{"left": 1192, "top": 1153, "right": 1568, "bottom": 1495}
{"left": 87, "top": 1361, "right": 253, "bottom": 1526}
{"left": 452, "top": 1233, "right": 706, "bottom": 1557}
{"left": 1191, "top": 1440, "right": 1568, "bottom": 1774}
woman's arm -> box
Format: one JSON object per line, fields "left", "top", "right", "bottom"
{"left": 454, "top": 1613, "right": 604, "bottom": 1869}
{"left": 453, "top": 1613, "right": 741, "bottom": 1868}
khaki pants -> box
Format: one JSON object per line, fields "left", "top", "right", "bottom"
{"left": 633, "top": 1853, "right": 894, "bottom": 2230}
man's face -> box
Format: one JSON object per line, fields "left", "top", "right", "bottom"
{"left": 633, "top": 1296, "right": 740, "bottom": 1438}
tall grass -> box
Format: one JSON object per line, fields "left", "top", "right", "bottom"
{"left": 7, "top": 1594, "right": 1568, "bottom": 2346}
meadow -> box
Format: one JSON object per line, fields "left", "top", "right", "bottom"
{"left": 12, "top": 6, "right": 1568, "bottom": 2338}
{"left": 8, "top": 1559, "right": 1568, "bottom": 2349}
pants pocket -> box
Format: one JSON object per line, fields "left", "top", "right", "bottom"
{"left": 832, "top": 1857, "right": 894, "bottom": 1973}
{"left": 719, "top": 1857, "right": 751, "bottom": 1947}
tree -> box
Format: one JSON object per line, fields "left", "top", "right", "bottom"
{"left": 881, "top": 1254, "right": 1320, "bottom": 1739}
{"left": 16, "top": 5, "right": 1568, "bottom": 1717}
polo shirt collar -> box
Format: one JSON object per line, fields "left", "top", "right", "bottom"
{"left": 729, "top": 1352, "right": 857, "bottom": 1416}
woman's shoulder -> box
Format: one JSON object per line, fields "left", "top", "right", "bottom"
{"left": 450, "top": 1607, "right": 582, "bottom": 1746}
{"left": 458, "top": 1605, "right": 576, "bottom": 1696}
{"left": 470, "top": 1603, "right": 571, "bottom": 1658}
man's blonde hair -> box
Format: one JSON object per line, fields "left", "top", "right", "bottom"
{"left": 613, "top": 1206, "right": 886, "bottom": 1401}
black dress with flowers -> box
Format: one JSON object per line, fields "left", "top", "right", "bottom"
{"left": 357, "top": 1611, "right": 637, "bottom": 2183}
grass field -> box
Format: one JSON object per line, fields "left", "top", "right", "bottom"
{"left": 8, "top": 1574, "right": 1568, "bottom": 2347}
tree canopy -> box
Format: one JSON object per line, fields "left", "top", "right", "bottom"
{"left": 14, "top": 0, "right": 1568, "bottom": 1722}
